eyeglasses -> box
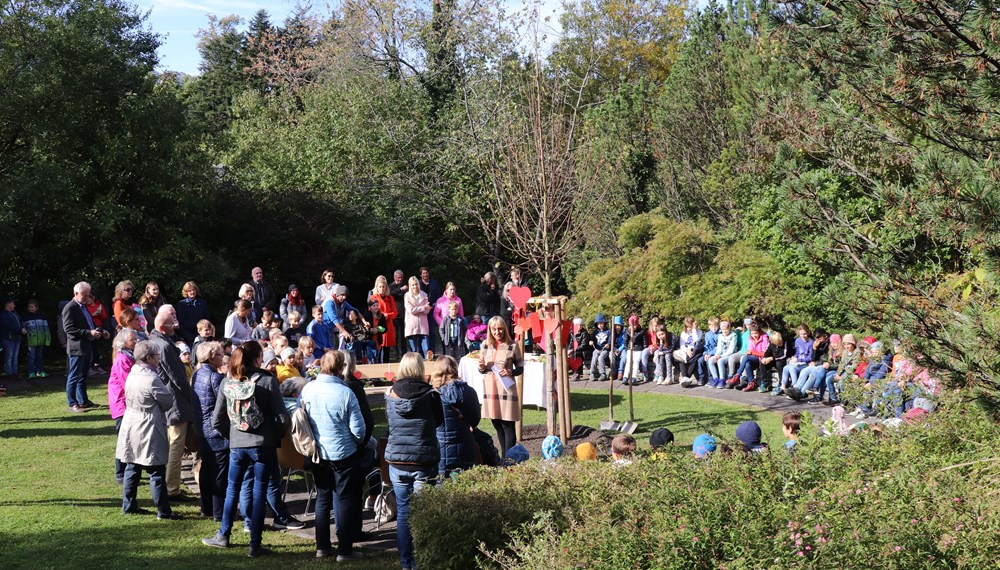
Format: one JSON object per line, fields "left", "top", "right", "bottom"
{"left": 124, "top": 288, "right": 133, "bottom": 292}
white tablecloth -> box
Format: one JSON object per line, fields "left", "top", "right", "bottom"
{"left": 458, "top": 353, "right": 549, "bottom": 408}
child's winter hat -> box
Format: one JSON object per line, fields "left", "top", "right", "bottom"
{"left": 830, "top": 333, "right": 842, "bottom": 344}
{"left": 735, "top": 421, "right": 763, "bottom": 448}
{"left": 627, "top": 314, "right": 640, "bottom": 327}
{"left": 176, "top": 342, "right": 191, "bottom": 356}
{"left": 575, "top": 442, "right": 598, "bottom": 461}
{"left": 262, "top": 349, "right": 277, "bottom": 367}
{"left": 841, "top": 334, "right": 857, "bottom": 346}
{"left": 612, "top": 315, "right": 624, "bottom": 326}
{"left": 861, "top": 335, "right": 877, "bottom": 347}
{"left": 692, "top": 434, "right": 717, "bottom": 458}
{"left": 505, "top": 443, "right": 530, "bottom": 465}
{"left": 743, "top": 317, "right": 753, "bottom": 326}
{"left": 572, "top": 317, "right": 584, "bottom": 325}
{"left": 649, "top": 428, "right": 674, "bottom": 449}
{"left": 541, "top": 435, "right": 564, "bottom": 460}
{"left": 280, "top": 347, "right": 296, "bottom": 361}
{"left": 594, "top": 313, "right": 607, "bottom": 324}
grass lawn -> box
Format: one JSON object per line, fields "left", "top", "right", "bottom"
{"left": 0, "top": 378, "right": 398, "bottom": 570}
{"left": 0, "top": 379, "right": 782, "bottom": 569}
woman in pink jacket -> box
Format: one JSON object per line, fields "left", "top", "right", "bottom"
{"left": 432, "top": 282, "right": 465, "bottom": 324}
{"left": 404, "top": 276, "right": 432, "bottom": 357}
{"left": 108, "top": 328, "right": 139, "bottom": 484}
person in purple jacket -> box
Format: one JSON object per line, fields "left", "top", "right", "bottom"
{"left": 774, "top": 324, "right": 813, "bottom": 395}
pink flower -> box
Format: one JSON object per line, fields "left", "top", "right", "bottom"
{"left": 910, "top": 519, "right": 918, "bottom": 524}
{"left": 894, "top": 546, "right": 902, "bottom": 552}
{"left": 797, "top": 551, "right": 805, "bottom": 557}
{"left": 819, "top": 537, "right": 828, "bottom": 543}
{"left": 692, "top": 537, "right": 698, "bottom": 543}
{"left": 806, "top": 546, "right": 812, "bottom": 551}
{"left": 796, "top": 539, "right": 802, "bottom": 546}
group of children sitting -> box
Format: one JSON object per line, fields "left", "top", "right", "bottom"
{"left": 567, "top": 314, "right": 938, "bottom": 422}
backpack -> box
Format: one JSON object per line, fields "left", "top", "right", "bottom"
{"left": 223, "top": 375, "right": 263, "bottom": 432}
{"left": 290, "top": 406, "right": 321, "bottom": 463}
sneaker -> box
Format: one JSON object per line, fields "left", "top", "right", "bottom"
{"left": 725, "top": 376, "right": 740, "bottom": 388}
{"left": 758, "top": 385, "right": 770, "bottom": 393}
{"left": 169, "top": 492, "right": 197, "bottom": 502}
{"left": 741, "top": 382, "right": 756, "bottom": 392}
{"left": 28, "top": 372, "right": 36, "bottom": 379}
{"left": 157, "top": 512, "right": 183, "bottom": 521}
{"left": 336, "top": 552, "right": 364, "bottom": 562}
{"left": 243, "top": 522, "right": 251, "bottom": 533}
{"left": 599, "top": 374, "right": 608, "bottom": 382}
{"left": 807, "top": 396, "right": 822, "bottom": 404}
{"left": 37, "top": 371, "right": 48, "bottom": 377}
{"left": 771, "top": 387, "right": 783, "bottom": 396}
{"left": 248, "top": 545, "right": 272, "bottom": 558}
{"left": 316, "top": 549, "right": 335, "bottom": 558}
{"left": 68, "top": 405, "right": 88, "bottom": 413}
{"left": 272, "top": 515, "right": 306, "bottom": 530}
{"left": 202, "top": 533, "right": 230, "bottom": 548}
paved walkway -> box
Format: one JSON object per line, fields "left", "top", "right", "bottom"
{"left": 569, "top": 375, "right": 854, "bottom": 425}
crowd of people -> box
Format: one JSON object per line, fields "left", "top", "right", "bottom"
{"left": 569, "top": 314, "right": 938, "bottom": 422}
{"left": 3, "top": 266, "right": 939, "bottom": 566}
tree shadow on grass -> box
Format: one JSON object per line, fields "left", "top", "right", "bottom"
{"left": 0, "top": 426, "right": 115, "bottom": 438}
{"left": 0, "top": 497, "right": 125, "bottom": 508}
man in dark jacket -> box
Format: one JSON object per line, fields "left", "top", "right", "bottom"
{"left": 388, "top": 270, "right": 407, "bottom": 358}
{"left": 62, "top": 282, "right": 107, "bottom": 412}
{"left": 385, "top": 354, "right": 443, "bottom": 570}
{"left": 149, "top": 309, "right": 197, "bottom": 501}
{"left": 418, "top": 267, "right": 442, "bottom": 354}
{"left": 250, "top": 267, "right": 278, "bottom": 313}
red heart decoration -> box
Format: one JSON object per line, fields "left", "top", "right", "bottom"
{"left": 353, "top": 371, "right": 363, "bottom": 380}
{"left": 567, "top": 356, "right": 583, "bottom": 371}
{"left": 528, "top": 312, "right": 542, "bottom": 341}
{"left": 385, "top": 371, "right": 396, "bottom": 382}
{"left": 543, "top": 315, "right": 560, "bottom": 339}
{"left": 509, "top": 286, "right": 532, "bottom": 312}
{"left": 561, "top": 320, "right": 572, "bottom": 345}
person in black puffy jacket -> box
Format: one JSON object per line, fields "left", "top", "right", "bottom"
{"left": 385, "top": 353, "right": 443, "bottom": 570}
{"left": 430, "top": 355, "right": 480, "bottom": 477}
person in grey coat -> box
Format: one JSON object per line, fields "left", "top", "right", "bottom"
{"left": 116, "top": 341, "right": 180, "bottom": 519}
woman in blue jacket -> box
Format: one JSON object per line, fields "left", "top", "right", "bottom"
{"left": 431, "top": 355, "right": 480, "bottom": 477}
{"left": 300, "top": 350, "right": 366, "bottom": 561}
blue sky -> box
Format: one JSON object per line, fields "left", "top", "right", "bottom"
{"left": 135, "top": 0, "right": 567, "bottom": 75}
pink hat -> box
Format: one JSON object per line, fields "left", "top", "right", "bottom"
{"left": 830, "top": 333, "right": 842, "bottom": 344}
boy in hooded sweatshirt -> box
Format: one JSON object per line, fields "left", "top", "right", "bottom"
{"left": 588, "top": 314, "right": 612, "bottom": 381}
{"left": 385, "top": 353, "right": 443, "bottom": 570}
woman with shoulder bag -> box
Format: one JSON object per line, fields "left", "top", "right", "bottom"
{"left": 201, "top": 341, "right": 289, "bottom": 558}
{"left": 430, "top": 355, "right": 481, "bottom": 477}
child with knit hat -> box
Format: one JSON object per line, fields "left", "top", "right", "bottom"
{"left": 692, "top": 433, "right": 717, "bottom": 459}
{"left": 575, "top": 442, "right": 598, "bottom": 461}
{"left": 648, "top": 428, "right": 674, "bottom": 461}
{"left": 735, "top": 421, "right": 769, "bottom": 454}
{"left": 541, "top": 435, "right": 565, "bottom": 460}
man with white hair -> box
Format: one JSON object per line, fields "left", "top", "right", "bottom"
{"left": 62, "top": 282, "right": 108, "bottom": 412}
{"left": 149, "top": 306, "right": 197, "bottom": 501}
{"left": 250, "top": 267, "right": 277, "bottom": 313}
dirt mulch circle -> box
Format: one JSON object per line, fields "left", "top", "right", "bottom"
{"left": 516, "top": 423, "right": 613, "bottom": 459}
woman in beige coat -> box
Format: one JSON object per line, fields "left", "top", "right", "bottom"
{"left": 116, "top": 340, "right": 179, "bottom": 519}
{"left": 404, "top": 276, "right": 431, "bottom": 357}
{"left": 479, "top": 317, "right": 524, "bottom": 456}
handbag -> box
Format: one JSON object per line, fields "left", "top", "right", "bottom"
{"left": 290, "top": 406, "right": 321, "bottom": 463}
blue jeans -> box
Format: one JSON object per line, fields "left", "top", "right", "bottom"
{"left": 3, "top": 339, "right": 19, "bottom": 375}
{"left": 781, "top": 362, "right": 806, "bottom": 388}
{"left": 122, "top": 463, "right": 170, "bottom": 516}
{"left": 221, "top": 447, "right": 276, "bottom": 548}
{"left": 314, "top": 453, "right": 361, "bottom": 555}
{"left": 239, "top": 452, "right": 290, "bottom": 524}
{"left": 736, "top": 355, "right": 759, "bottom": 383}
{"left": 795, "top": 365, "right": 826, "bottom": 393}
{"left": 390, "top": 465, "right": 438, "bottom": 569}
{"left": 817, "top": 371, "right": 838, "bottom": 402}
{"left": 66, "top": 351, "right": 91, "bottom": 407}
{"left": 406, "top": 335, "right": 427, "bottom": 358}
{"left": 27, "top": 346, "right": 44, "bottom": 374}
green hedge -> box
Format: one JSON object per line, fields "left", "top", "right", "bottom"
{"left": 410, "top": 395, "right": 1000, "bottom": 569}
